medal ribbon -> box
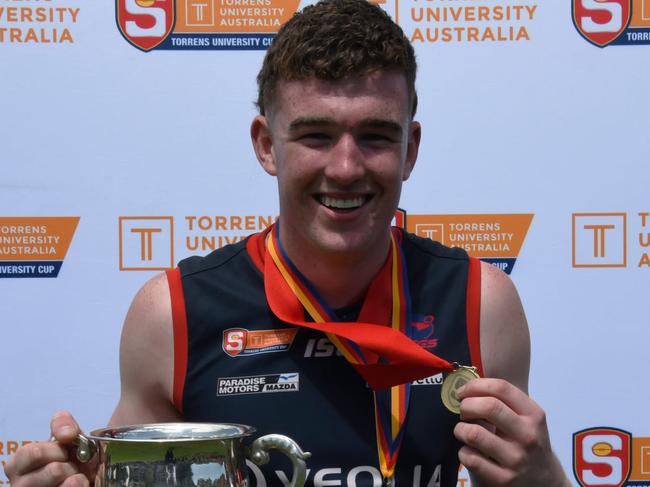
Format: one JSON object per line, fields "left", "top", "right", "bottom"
{"left": 262, "top": 224, "right": 454, "bottom": 479}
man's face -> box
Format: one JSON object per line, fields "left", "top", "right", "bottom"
{"left": 251, "top": 71, "right": 420, "bottom": 260}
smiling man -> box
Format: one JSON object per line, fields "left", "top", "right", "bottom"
{"left": 5, "top": 1, "right": 570, "bottom": 486}
{"left": 251, "top": 71, "right": 419, "bottom": 309}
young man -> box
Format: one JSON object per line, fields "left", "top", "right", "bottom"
{"left": 5, "top": 0, "right": 570, "bottom": 486}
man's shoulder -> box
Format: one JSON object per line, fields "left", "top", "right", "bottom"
{"left": 178, "top": 237, "right": 253, "bottom": 278}
{"left": 401, "top": 229, "right": 469, "bottom": 262}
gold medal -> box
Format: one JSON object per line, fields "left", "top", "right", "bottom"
{"left": 441, "top": 363, "right": 480, "bottom": 414}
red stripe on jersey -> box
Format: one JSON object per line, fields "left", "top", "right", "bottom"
{"left": 245, "top": 228, "right": 271, "bottom": 273}
{"left": 166, "top": 267, "right": 188, "bottom": 414}
{"left": 466, "top": 257, "right": 483, "bottom": 377}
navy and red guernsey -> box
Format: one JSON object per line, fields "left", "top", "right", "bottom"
{"left": 166, "top": 228, "right": 482, "bottom": 487}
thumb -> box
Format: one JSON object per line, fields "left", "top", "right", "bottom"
{"left": 50, "top": 410, "right": 82, "bottom": 444}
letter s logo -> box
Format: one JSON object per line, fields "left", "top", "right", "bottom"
{"left": 124, "top": 0, "right": 167, "bottom": 37}
{"left": 116, "top": 0, "right": 174, "bottom": 51}
{"left": 573, "top": 428, "right": 631, "bottom": 487}
{"left": 581, "top": 435, "right": 622, "bottom": 484}
{"left": 573, "top": 0, "right": 630, "bottom": 47}
{"left": 579, "top": 0, "right": 622, "bottom": 33}
{"left": 223, "top": 328, "right": 248, "bottom": 357}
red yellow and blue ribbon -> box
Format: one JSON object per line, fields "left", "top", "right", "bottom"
{"left": 262, "top": 223, "right": 453, "bottom": 481}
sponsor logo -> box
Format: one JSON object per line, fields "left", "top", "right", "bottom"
{"left": 119, "top": 214, "right": 276, "bottom": 270}
{"left": 396, "top": 209, "right": 534, "bottom": 275}
{"left": 246, "top": 462, "right": 443, "bottom": 487}
{"left": 304, "top": 337, "right": 342, "bottom": 358}
{"left": 119, "top": 216, "right": 174, "bottom": 271}
{"left": 0, "top": 217, "right": 79, "bottom": 278}
{"left": 184, "top": 214, "right": 276, "bottom": 253}
{"left": 573, "top": 0, "right": 650, "bottom": 47}
{"left": 630, "top": 437, "right": 650, "bottom": 484}
{"left": 573, "top": 427, "right": 632, "bottom": 487}
{"left": 116, "top": 0, "right": 175, "bottom": 51}
{"left": 116, "top": 0, "right": 542, "bottom": 51}
{"left": 572, "top": 212, "right": 650, "bottom": 269}
{"left": 217, "top": 373, "right": 299, "bottom": 396}
{"left": 412, "top": 314, "right": 438, "bottom": 350}
{"left": 411, "top": 373, "right": 443, "bottom": 386}
{"left": 0, "top": 3, "right": 80, "bottom": 45}
{"left": 115, "top": 0, "right": 300, "bottom": 51}
{"left": 389, "top": 0, "right": 539, "bottom": 45}
{"left": 304, "top": 318, "right": 439, "bottom": 360}
{"left": 222, "top": 327, "right": 298, "bottom": 357}
{"left": 573, "top": 213, "right": 626, "bottom": 268}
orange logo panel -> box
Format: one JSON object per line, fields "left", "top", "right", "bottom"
{"left": 0, "top": 217, "right": 79, "bottom": 261}
{"left": 406, "top": 214, "right": 534, "bottom": 259}
{"left": 631, "top": 437, "right": 650, "bottom": 480}
{"left": 174, "top": 0, "right": 300, "bottom": 33}
{"left": 631, "top": 0, "right": 650, "bottom": 27}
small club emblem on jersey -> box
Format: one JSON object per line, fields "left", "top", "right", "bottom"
{"left": 222, "top": 327, "right": 298, "bottom": 357}
{"left": 412, "top": 314, "right": 438, "bottom": 350}
{"left": 223, "top": 328, "right": 248, "bottom": 357}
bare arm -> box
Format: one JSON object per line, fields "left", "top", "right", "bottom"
{"left": 479, "top": 261, "right": 531, "bottom": 392}
{"left": 109, "top": 271, "right": 182, "bottom": 426}
{"left": 4, "top": 273, "right": 181, "bottom": 487}
{"left": 453, "top": 262, "right": 569, "bottom": 487}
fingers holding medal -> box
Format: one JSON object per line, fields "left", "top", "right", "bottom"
{"left": 441, "top": 364, "right": 480, "bottom": 414}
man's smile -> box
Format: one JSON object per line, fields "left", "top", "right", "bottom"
{"left": 316, "top": 194, "right": 373, "bottom": 211}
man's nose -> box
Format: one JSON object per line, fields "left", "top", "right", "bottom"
{"left": 323, "top": 134, "right": 365, "bottom": 184}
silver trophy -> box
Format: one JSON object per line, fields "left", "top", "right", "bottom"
{"left": 71, "top": 423, "right": 310, "bottom": 487}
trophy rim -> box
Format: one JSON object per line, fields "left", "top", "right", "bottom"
{"left": 86, "top": 422, "right": 256, "bottom": 443}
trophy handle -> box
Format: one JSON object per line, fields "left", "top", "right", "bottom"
{"left": 74, "top": 433, "right": 99, "bottom": 463}
{"left": 50, "top": 432, "right": 98, "bottom": 463}
{"left": 249, "top": 434, "right": 311, "bottom": 487}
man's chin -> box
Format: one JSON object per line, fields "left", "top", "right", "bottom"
{"left": 308, "top": 230, "right": 382, "bottom": 259}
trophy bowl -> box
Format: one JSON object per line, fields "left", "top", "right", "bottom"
{"left": 73, "top": 423, "right": 310, "bottom": 487}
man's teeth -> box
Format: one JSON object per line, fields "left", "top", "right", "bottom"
{"left": 320, "top": 195, "right": 365, "bottom": 209}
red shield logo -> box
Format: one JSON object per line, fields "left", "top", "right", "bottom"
{"left": 573, "top": 0, "right": 631, "bottom": 47}
{"left": 222, "top": 328, "right": 248, "bottom": 357}
{"left": 116, "top": 0, "right": 175, "bottom": 52}
{"left": 573, "top": 427, "right": 632, "bottom": 487}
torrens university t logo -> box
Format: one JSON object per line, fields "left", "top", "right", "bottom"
{"left": 573, "top": 427, "right": 632, "bottom": 487}
{"left": 119, "top": 216, "right": 174, "bottom": 271}
{"left": 0, "top": 217, "right": 79, "bottom": 278}
{"left": 573, "top": 0, "right": 650, "bottom": 46}
{"left": 115, "top": 0, "right": 300, "bottom": 51}
{"left": 572, "top": 213, "right": 626, "bottom": 268}
{"left": 118, "top": 213, "right": 277, "bottom": 271}
{"left": 572, "top": 212, "right": 650, "bottom": 269}
{"left": 394, "top": 210, "right": 533, "bottom": 275}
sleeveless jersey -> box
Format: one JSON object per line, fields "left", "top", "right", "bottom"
{"left": 167, "top": 229, "right": 482, "bottom": 487}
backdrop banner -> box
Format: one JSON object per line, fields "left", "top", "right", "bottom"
{"left": 2, "top": 1, "right": 648, "bottom": 485}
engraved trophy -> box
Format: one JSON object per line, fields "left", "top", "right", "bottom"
{"left": 71, "top": 423, "right": 310, "bottom": 487}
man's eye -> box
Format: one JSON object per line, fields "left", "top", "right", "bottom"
{"left": 362, "top": 133, "right": 394, "bottom": 143}
{"left": 301, "top": 133, "right": 330, "bottom": 140}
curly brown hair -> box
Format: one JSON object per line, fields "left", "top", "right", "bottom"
{"left": 256, "top": 0, "right": 417, "bottom": 118}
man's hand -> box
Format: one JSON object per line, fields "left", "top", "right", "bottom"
{"left": 453, "top": 378, "right": 569, "bottom": 487}
{"left": 3, "top": 411, "right": 95, "bottom": 487}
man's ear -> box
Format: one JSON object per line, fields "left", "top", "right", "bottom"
{"left": 402, "top": 120, "right": 421, "bottom": 181}
{"left": 250, "top": 114, "right": 277, "bottom": 176}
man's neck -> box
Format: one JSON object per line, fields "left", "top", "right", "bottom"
{"left": 279, "top": 231, "right": 391, "bottom": 310}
